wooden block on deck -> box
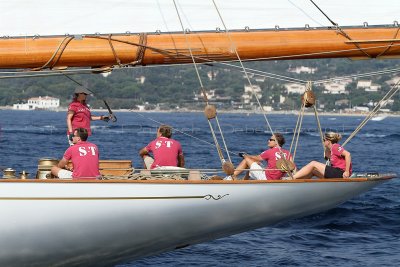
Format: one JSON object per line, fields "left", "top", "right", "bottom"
{"left": 99, "top": 160, "right": 133, "bottom": 176}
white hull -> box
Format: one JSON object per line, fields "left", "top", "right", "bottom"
{"left": 0, "top": 177, "right": 392, "bottom": 266}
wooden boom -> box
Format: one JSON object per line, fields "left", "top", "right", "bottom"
{"left": 0, "top": 25, "right": 399, "bottom": 70}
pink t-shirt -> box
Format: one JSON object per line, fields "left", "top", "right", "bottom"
{"left": 145, "top": 136, "right": 183, "bottom": 169}
{"left": 330, "top": 143, "right": 352, "bottom": 175}
{"left": 63, "top": 141, "right": 100, "bottom": 179}
{"left": 260, "top": 147, "right": 292, "bottom": 180}
{"left": 68, "top": 101, "right": 92, "bottom": 135}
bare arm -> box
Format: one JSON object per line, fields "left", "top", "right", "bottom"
{"left": 324, "top": 147, "right": 331, "bottom": 160}
{"left": 139, "top": 147, "right": 149, "bottom": 158}
{"left": 57, "top": 158, "right": 69, "bottom": 169}
{"left": 91, "top": 115, "right": 109, "bottom": 121}
{"left": 91, "top": 115, "right": 102, "bottom": 121}
{"left": 341, "top": 150, "right": 352, "bottom": 178}
{"left": 178, "top": 154, "right": 185, "bottom": 168}
{"left": 67, "top": 111, "right": 74, "bottom": 134}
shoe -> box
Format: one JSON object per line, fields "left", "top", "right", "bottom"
{"left": 238, "top": 152, "right": 247, "bottom": 158}
{"left": 224, "top": 175, "right": 233, "bottom": 180}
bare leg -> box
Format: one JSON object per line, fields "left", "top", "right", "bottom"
{"left": 233, "top": 159, "right": 249, "bottom": 179}
{"left": 293, "top": 161, "right": 326, "bottom": 179}
{"left": 233, "top": 157, "right": 259, "bottom": 180}
{"left": 51, "top": 166, "right": 62, "bottom": 177}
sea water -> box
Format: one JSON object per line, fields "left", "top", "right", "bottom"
{"left": 0, "top": 110, "right": 399, "bottom": 266}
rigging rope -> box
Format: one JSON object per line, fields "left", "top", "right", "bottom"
{"left": 309, "top": 0, "right": 373, "bottom": 58}
{"left": 172, "top": 0, "right": 233, "bottom": 172}
{"left": 290, "top": 100, "right": 306, "bottom": 162}
{"left": 342, "top": 78, "right": 400, "bottom": 146}
{"left": 108, "top": 34, "right": 122, "bottom": 66}
{"left": 211, "top": 0, "right": 294, "bottom": 179}
{"left": 30, "top": 36, "right": 74, "bottom": 71}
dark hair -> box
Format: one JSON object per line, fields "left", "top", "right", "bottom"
{"left": 75, "top": 128, "right": 88, "bottom": 141}
{"left": 273, "top": 133, "right": 285, "bottom": 147}
{"left": 158, "top": 125, "right": 172, "bottom": 138}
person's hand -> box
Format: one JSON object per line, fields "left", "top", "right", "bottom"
{"left": 68, "top": 133, "right": 74, "bottom": 141}
{"left": 343, "top": 171, "right": 350, "bottom": 178}
{"left": 101, "top": 115, "right": 110, "bottom": 122}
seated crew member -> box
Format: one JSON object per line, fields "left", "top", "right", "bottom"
{"left": 51, "top": 128, "right": 101, "bottom": 180}
{"left": 139, "top": 124, "right": 184, "bottom": 169}
{"left": 293, "top": 132, "right": 352, "bottom": 179}
{"left": 230, "top": 133, "right": 294, "bottom": 180}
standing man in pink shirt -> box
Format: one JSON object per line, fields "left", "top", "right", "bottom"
{"left": 51, "top": 128, "right": 101, "bottom": 180}
{"left": 139, "top": 124, "right": 185, "bottom": 169}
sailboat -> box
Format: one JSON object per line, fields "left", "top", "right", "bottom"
{"left": 0, "top": 3, "right": 398, "bottom": 266}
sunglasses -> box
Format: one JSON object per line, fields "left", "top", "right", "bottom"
{"left": 269, "top": 139, "right": 275, "bottom": 142}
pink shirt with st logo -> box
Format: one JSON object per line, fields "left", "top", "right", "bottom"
{"left": 68, "top": 101, "right": 92, "bottom": 135}
{"left": 330, "top": 143, "right": 352, "bottom": 175}
{"left": 63, "top": 141, "right": 100, "bottom": 179}
{"left": 145, "top": 136, "right": 183, "bottom": 169}
{"left": 260, "top": 147, "right": 292, "bottom": 180}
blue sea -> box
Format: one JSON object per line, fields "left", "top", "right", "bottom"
{"left": 0, "top": 110, "right": 399, "bottom": 266}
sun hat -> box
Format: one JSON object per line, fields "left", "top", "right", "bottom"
{"left": 74, "top": 86, "right": 91, "bottom": 95}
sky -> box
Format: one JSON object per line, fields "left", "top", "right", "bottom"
{"left": 0, "top": 0, "right": 398, "bottom": 36}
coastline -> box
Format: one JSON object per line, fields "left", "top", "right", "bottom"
{"left": 1, "top": 105, "right": 399, "bottom": 117}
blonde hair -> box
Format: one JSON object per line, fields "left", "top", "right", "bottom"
{"left": 324, "top": 132, "right": 342, "bottom": 144}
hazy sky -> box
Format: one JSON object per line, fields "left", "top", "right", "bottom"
{"left": 0, "top": 0, "right": 398, "bottom": 36}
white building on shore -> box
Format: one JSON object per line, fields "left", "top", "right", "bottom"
{"left": 13, "top": 96, "right": 60, "bottom": 110}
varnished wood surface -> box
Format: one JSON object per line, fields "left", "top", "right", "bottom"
{"left": 0, "top": 26, "right": 399, "bottom": 69}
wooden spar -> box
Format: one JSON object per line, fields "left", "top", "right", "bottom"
{"left": 0, "top": 25, "right": 399, "bottom": 69}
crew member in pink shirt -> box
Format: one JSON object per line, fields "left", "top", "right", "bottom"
{"left": 67, "top": 86, "right": 109, "bottom": 145}
{"left": 230, "top": 133, "right": 294, "bottom": 180}
{"left": 293, "top": 132, "right": 352, "bottom": 179}
{"left": 51, "top": 128, "right": 101, "bottom": 180}
{"left": 139, "top": 124, "right": 185, "bottom": 169}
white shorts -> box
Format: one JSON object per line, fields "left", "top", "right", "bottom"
{"left": 249, "top": 162, "right": 267, "bottom": 180}
{"left": 58, "top": 169, "right": 73, "bottom": 179}
{"left": 144, "top": 156, "right": 154, "bottom": 169}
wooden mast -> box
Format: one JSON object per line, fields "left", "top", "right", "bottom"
{"left": 0, "top": 25, "right": 399, "bottom": 69}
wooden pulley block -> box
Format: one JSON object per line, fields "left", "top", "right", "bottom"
{"left": 222, "top": 161, "right": 235, "bottom": 175}
{"left": 204, "top": 104, "right": 217, "bottom": 119}
{"left": 276, "top": 159, "right": 295, "bottom": 172}
{"left": 301, "top": 90, "right": 316, "bottom": 107}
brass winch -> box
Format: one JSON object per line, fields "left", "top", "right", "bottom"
{"left": 2, "top": 168, "right": 16, "bottom": 179}
{"left": 36, "top": 158, "right": 59, "bottom": 179}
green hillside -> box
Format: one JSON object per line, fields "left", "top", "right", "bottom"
{"left": 1, "top": 58, "right": 399, "bottom": 111}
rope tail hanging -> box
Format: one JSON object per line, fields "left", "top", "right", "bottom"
{"left": 211, "top": 0, "right": 295, "bottom": 179}
{"left": 172, "top": 0, "right": 235, "bottom": 175}
{"left": 305, "top": 81, "right": 325, "bottom": 155}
